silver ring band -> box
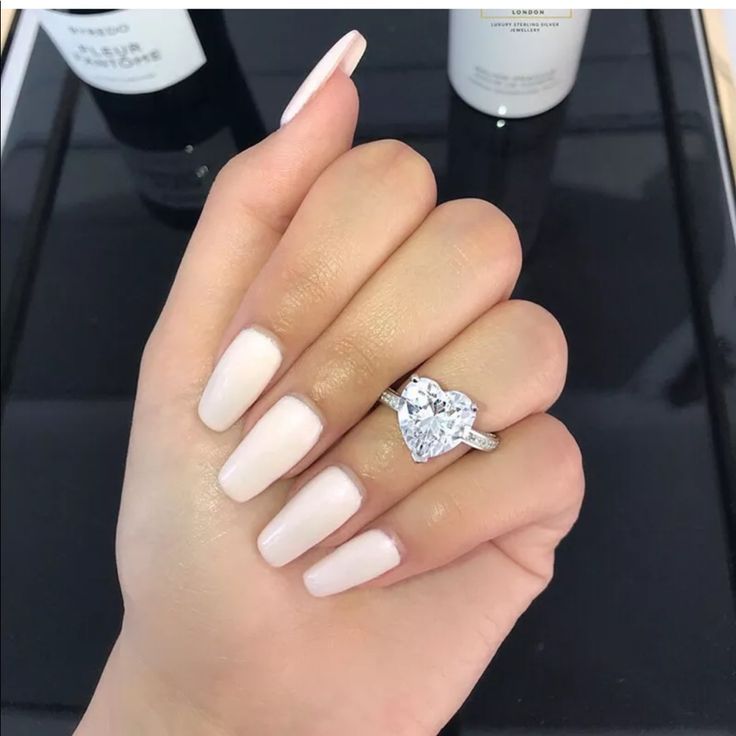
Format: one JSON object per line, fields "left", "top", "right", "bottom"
{"left": 379, "top": 376, "right": 499, "bottom": 463}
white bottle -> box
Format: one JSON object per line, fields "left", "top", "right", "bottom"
{"left": 448, "top": 9, "right": 591, "bottom": 118}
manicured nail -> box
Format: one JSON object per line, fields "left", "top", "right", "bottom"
{"left": 303, "top": 529, "right": 400, "bottom": 597}
{"left": 258, "top": 466, "right": 363, "bottom": 567}
{"left": 280, "top": 29, "right": 366, "bottom": 127}
{"left": 198, "top": 328, "right": 282, "bottom": 432}
{"left": 218, "top": 396, "right": 322, "bottom": 502}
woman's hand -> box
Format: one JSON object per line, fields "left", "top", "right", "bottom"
{"left": 77, "top": 32, "right": 583, "bottom": 736}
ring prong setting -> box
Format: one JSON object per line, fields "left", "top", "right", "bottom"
{"left": 378, "top": 375, "right": 498, "bottom": 462}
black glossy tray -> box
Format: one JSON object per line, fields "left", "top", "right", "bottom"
{"left": 2, "top": 9, "right": 734, "bottom": 734}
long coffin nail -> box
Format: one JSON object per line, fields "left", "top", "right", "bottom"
{"left": 257, "top": 466, "right": 363, "bottom": 567}
{"left": 303, "top": 529, "right": 400, "bottom": 597}
{"left": 280, "top": 29, "right": 366, "bottom": 127}
{"left": 218, "top": 395, "right": 322, "bottom": 503}
{"left": 198, "top": 328, "right": 282, "bottom": 432}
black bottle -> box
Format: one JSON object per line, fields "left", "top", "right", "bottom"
{"left": 40, "top": 9, "right": 265, "bottom": 228}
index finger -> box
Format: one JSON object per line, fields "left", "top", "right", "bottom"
{"left": 146, "top": 35, "right": 365, "bottom": 394}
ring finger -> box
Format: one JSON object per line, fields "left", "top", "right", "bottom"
{"left": 256, "top": 299, "right": 567, "bottom": 567}
{"left": 197, "top": 140, "right": 436, "bottom": 432}
{"left": 218, "top": 198, "right": 521, "bottom": 502}
{"left": 302, "top": 413, "right": 584, "bottom": 597}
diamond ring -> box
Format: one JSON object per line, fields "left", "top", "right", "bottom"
{"left": 379, "top": 375, "right": 500, "bottom": 463}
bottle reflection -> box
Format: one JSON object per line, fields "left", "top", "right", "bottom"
{"left": 445, "top": 89, "right": 568, "bottom": 254}
{"left": 82, "top": 10, "right": 265, "bottom": 229}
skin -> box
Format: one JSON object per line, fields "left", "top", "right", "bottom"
{"left": 75, "top": 72, "right": 584, "bottom": 736}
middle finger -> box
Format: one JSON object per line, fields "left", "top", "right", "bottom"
{"left": 218, "top": 198, "right": 521, "bottom": 502}
{"left": 257, "top": 299, "right": 567, "bottom": 567}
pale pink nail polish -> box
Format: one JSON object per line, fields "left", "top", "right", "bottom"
{"left": 280, "top": 30, "right": 366, "bottom": 127}
{"left": 303, "top": 530, "right": 401, "bottom": 597}
{"left": 218, "top": 396, "right": 323, "bottom": 503}
{"left": 257, "top": 466, "right": 363, "bottom": 567}
{"left": 198, "top": 328, "right": 282, "bottom": 432}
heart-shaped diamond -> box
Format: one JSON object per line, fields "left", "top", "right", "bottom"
{"left": 397, "top": 376, "right": 477, "bottom": 462}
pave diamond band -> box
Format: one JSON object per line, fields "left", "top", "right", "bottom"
{"left": 378, "top": 389, "right": 404, "bottom": 412}
{"left": 379, "top": 376, "right": 499, "bottom": 463}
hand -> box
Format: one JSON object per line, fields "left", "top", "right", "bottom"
{"left": 76, "top": 33, "right": 583, "bottom": 736}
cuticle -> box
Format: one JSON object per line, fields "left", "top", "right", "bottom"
{"left": 333, "top": 463, "right": 367, "bottom": 504}
{"left": 376, "top": 527, "right": 405, "bottom": 563}
{"left": 283, "top": 391, "right": 326, "bottom": 431}
{"left": 245, "top": 323, "right": 286, "bottom": 358}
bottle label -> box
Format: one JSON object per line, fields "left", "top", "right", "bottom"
{"left": 480, "top": 9, "right": 574, "bottom": 21}
{"left": 39, "top": 10, "right": 206, "bottom": 94}
{"left": 448, "top": 8, "right": 589, "bottom": 116}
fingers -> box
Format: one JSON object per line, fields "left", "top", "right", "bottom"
{"left": 142, "top": 69, "right": 360, "bottom": 400}
{"left": 255, "top": 300, "right": 566, "bottom": 566}
{"left": 302, "top": 414, "right": 584, "bottom": 596}
{"left": 360, "top": 541, "right": 555, "bottom": 724}
{"left": 198, "top": 140, "right": 436, "bottom": 431}
{"left": 218, "top": 199, "right": 522, "bottom": 502}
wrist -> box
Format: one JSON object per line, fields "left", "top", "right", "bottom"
{"left": 75, "top": 633, "right": 228, "bottom": 736}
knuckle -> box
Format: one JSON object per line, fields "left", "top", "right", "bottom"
{"left": 537, "top": 414, "right": 585, "bottom": 511}
{"left": 270, "top": 257, "right": 340, "bottom": 335}
{"left": 139, "top": 324, "right": 164, "bottom": 379}
{"left": 347, "top": 139, "right": 436, "bottom": 202}
{"left": 309, "top": 330, "right": 381, "bottom": 404}
{"left": 333, "top": 331, "right": 381, "bottom": 382}
{"left": 388, "top": 142, "right": 436, "bottom": 195}
{"left": 208, "top": 150, "right": 291, "bottom": 233}
{"left": 433, "top": 197, "right": 496, "bottom": 227}
{"left": 137, "top": 322, "right": 180, "bottom": 394}
{"left": 353, "top": 138, "right": 418, "bottom": 168}
{"left": 506, "top": 300, "right": 568, "bottom": 397}
{"left": 136, "top": 328, "right": 177, "bottom": 406}
{"left": 427, "top": 485, "right": 474, "bottom": 532}
{"left": 210, "top": 148, "right": 252, "bottom": 195}
{"left": 433, "top": 198, "right": 522, "bottom": 278}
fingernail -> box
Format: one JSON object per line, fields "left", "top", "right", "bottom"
{"left": 258, "top": 466, "right": 363, "bottom": 567}
{"left": 218, "top": 396, "right": 322, "bottom": 502}
{"left": 303, "top": 529, "right": 400, "bottom": 597}
{"left": 280, "top": 29, "right": 366, "bottom": 127}
{"left": 198, "top": 328, "right": 282, "bottom": 432}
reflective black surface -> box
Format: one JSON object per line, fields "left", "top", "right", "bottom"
{"left": 2, "top": 9, "right": 735, "bottom": 734}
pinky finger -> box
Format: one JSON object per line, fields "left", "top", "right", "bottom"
{"left": 302, "top": 413, "right": 583, "bottom": 597}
